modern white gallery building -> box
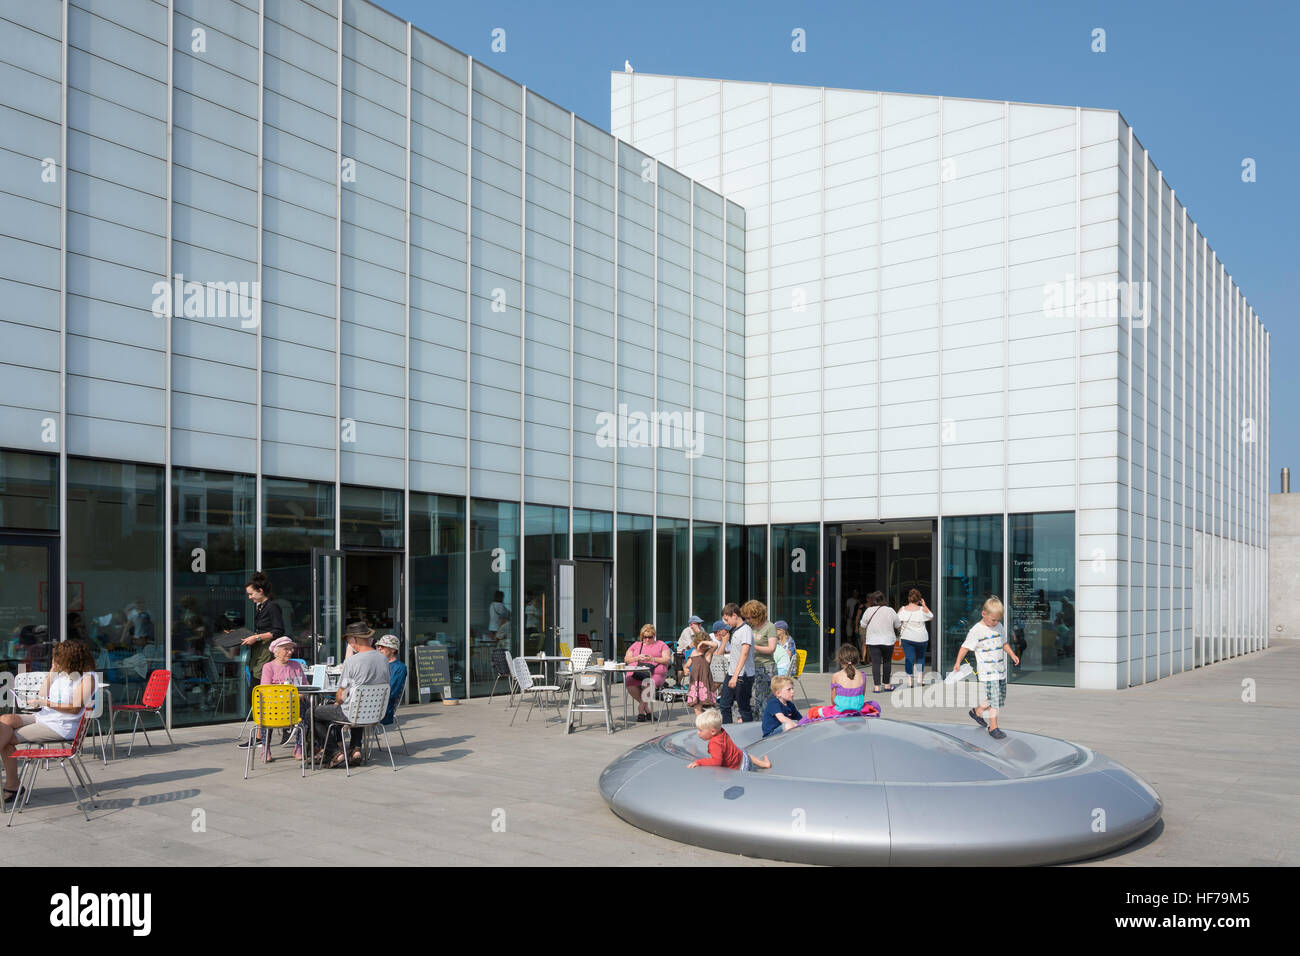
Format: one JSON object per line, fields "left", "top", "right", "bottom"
{"left": 0, "top": 0, "right": 1269, "bottom": 730}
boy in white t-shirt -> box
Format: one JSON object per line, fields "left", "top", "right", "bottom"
{"left": 953, "top": 596, "right": 1020, "bottom": 740}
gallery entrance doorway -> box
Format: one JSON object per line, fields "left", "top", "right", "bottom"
{"left": 824, "top": 520, "right": 936, "bottom": 671}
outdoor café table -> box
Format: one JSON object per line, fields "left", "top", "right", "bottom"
{"left": 519, "top": 654, "right": 567, "bottom": 685}
{"left": 291, "top": 685, "right": 330, "bottom": 770}
{"left": 564, "top": 664, "right": 623, "bottom": 735}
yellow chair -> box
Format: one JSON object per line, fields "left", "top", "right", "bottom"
{"left": 559, "top": 642, "right": 572, "bottom": 658}
{"left": 244, "top": 685, "right": 304, "bottom": 779}
{"left": 793, "top": 649, "right": 810, "bottom": 703}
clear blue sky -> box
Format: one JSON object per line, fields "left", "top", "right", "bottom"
{"left": 381, "top": 0, "right": 1298, "bottom": 490}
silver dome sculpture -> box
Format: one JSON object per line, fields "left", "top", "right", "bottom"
{"left": 598, "top": 717, "right": 1162, "bottom": 865}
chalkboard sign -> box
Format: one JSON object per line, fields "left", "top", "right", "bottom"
{"left": 414, "top": 644, "right": 451, "bottom": 701}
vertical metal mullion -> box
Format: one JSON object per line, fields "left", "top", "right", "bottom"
{"left": 1138, "top": 149, "right": 1148, "bottom": 685}
{"left": 876, "top": 91, "right": 884, "bottom": 521}
{"left": 687, "top": 181, "right": 694, "bottom": 618}
{"left": 514, "top": 83, "right": 520, "bottom": 658}
{"left": 651, "top": 153, "right": 658, "bottom": 633}
{"left": 1001, "top": 101, "right": 1009, "bottom": 520}
{"left": 611, "top": 137, "right": 620, "bottom": 656}
{"left": 1123, "top": 127, "right": 1133, "bottom": 687}
{"left": 255, "top": 0, "right": 264, "bottom": 574}
{"left": 333, "top": 2, "right": 342, "bottom": 548}
{"left": 464, "top": 58, "right": 473, "bottom": 694}
{"left": 164, "top": 0, "right": 175, "bottom": 726}
{"left": 58, "top": 0, "right": 68, "bottom": 647}
{"left": 568, "top": 114, "right": 575, "bottom": 566}
{"left": 1072, "top": 107, "right": 1081, "bottom": 686}
{"left": 403, "top": 21, "right": 411, "bottom": 682}
{"left": 1154, "top": 171, "right": 1162, "bottom": 681}
{"left": 1179, "top": 205, "right": 1187, "bottom": 673}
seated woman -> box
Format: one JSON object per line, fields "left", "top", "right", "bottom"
{"left": 0, "top": 639, "right": 97, "bottom": 805}
{"left": 801, "top": 643, "right": 880, "bottom": 723}
{"left": 623, "top": 624, "right": 672, "bottom": 723}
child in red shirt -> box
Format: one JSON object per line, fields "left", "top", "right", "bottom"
{"left": 687, "top": 708, "right": 772, "bottom": 770}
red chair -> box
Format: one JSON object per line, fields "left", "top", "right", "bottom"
{"left": 6, "top": 710, "right": 98, "bottom": 826}
{"left": 110, "top": 669, "right": 174, "bottom": 756}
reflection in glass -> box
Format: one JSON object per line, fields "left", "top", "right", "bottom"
{"left": 573, "top": 508, "right": 612, "bottom": 558}
{"left": 524, "top": 504, "right": 569, "bottom": 656}
{"left": 771, "top": 524, "right": 820, "bottom": 672}
{"left": 1008, "top": 512, "right": 1075, "bottom": 686}
{"left": 616, "top": 513, "right": 651, "bottom": 658}
{"left": 67, "top": 459, "right": 165, "bottom": 708}
{"left": 341, "top": 485, "right": 404, "bottom": 549}
{"left": 0, "top": 450, "right": 59, "bottom": 531}
{"left": 262, "top": 477, "right": 335, "bottom": 657}
{"left": 470, "top": 498, "right": 518, "bottom": 696}
{"left": 725, "top": 525, "right": 767, "bottom": 614}
{"left": 692, "top": 522, "right": 722, "bottom": 625}
{"left": 410, "top": 493, "right": 467, "bottom": 699}
{"left": 656, "top": 517, "right": 689, "bottom": 642}
{"left": 942, "top": 515, "right": 1003, "bottom": 673}
{"left": 171, "top": 468, "right": 255, "bottom": 724}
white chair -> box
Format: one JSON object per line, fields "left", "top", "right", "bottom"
{"left": 84, "top": 672, "right": 112, "bottom": 765}
{"left": 321, "top": 684, "right": 396, "bottom": 777}
{"left": 558, "top": 646, "right": 592, "bottom": 693}
{"left": 509, "top": 657, "right": 562, "bottom": 726}
{"left": 11, "top": 671, "right": 46, "bottom": 713}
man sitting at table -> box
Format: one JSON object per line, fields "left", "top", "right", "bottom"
{"left": 313, "top": 622, "right": 390, "bottom": 768}
{"left": 376, "top": 634, "right": 406, "bottom": 726}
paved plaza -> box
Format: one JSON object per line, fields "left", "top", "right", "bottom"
{"left": 2, "top": 644, "right": 1295, "bottom": 866}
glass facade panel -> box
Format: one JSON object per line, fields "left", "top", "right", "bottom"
{"left": 771, "top": 523, "right": 820, "bottom": 672}
{"left": 340, "top": 485, "right": 405, "bottom": 550}
{"left": 724, "top": 524, "right": 768, "bottom": 621}
{"left": 469, "top": 498, "right": 519, "bottom": 695}
{"left": 261, "top": 477, "right": 335, "bottom": 649}
{"left": 0, "top": 450, "right": 58, "bottom": 531}
{"left": 1008, "top": 512, "right": 1075, "bottom": 686}
{"left": 941, "top": 515, "right": 1003, "bottom": 672}
{"left": 573, "top": 508, "right": 612, "bottom": 558}
{"left": 170, "top": 468, "right": 256, "bottom": 725}
{"left": 524, "top": 503, "right": 569, "bottom": 655}
{"left": 616, "top": 512, "right": 651, "bottom": 656}
{"left": 67, "top": 459, "right": 165, "bottom": 708}
{"left": 692, "top": 521, "right": 722, "bottom": 623}
{"left": 656, "top": 516, "right": 689, "bottom": 641}
{"left": 410, "top": 493, "right": 467, "bottom": 700}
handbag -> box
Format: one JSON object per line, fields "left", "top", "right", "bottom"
{"left": 629, "top": 641, "right": 653, "bottom": 680}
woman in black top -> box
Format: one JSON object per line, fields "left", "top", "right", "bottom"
{"left": 243, "top": 572, "right": 285, "bottom": 684}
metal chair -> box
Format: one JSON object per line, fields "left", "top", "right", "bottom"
{"left": 321, "top": 684, "right": 396, "bottom": 777}
{"left": 559, "top": 647, "right": 594, "bottom": 701}
{"left": 488, "top": 649, "right": 516, "bottom": 706}
{"left": 244, "top": 684, "right": 305, "bottom": 779}
{"left": 380, "top": 691, "right": 410, "bottom": 756}
{"left": 10, "top": 671, "right": 46, "bottom": 713}
{"left": 7, "top": 709, "right": 98, "bottom": 826}
{"left": 110, "top": 669, "right": 174, "bottom": 756}
{"left": 84, "top": 672, "right": 112, "bottom": 765}
{"left": 793, "top": 649, "right": 810, "bottom": 702}
{"left": 509, "top": 657, "right": 562, "bottom": 726}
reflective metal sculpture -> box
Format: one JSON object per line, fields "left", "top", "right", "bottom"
{"left": 598, "top": 717, "right": 1161, "bottom": 865}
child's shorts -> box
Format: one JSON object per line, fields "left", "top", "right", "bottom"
{"left": 981, "top": 679, "right": 1007, "bottom": 708}
{"left": 685, "top": 680, "right": 714, "bottom": 706}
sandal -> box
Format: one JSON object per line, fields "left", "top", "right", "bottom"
{"left": 329, "top": 751, "right": 347, "bottom": 769}
{"left": 349, "top": 749, "right": 363, "bottom": 764}
{"left": 2, "top": 788, "right": 22, "bottom": 806}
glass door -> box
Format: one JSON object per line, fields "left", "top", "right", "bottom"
{"left": 0, "top": 534, "right": 58, "bottom": 673}
{"left": 311, "top": 548, "right": 345, "bottom": 666}
{"left": 552, "top": 559, "right": 574, "bottom": 658}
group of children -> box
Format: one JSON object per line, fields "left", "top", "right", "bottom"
{"left": 685, "top": 595, "right": 1019, "bottom": 771}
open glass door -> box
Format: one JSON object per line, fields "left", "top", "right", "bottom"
{"left": 311, "top": 548, "right": 345, "bottom": 666}
{"left": 552, "top": 559, "right": 574, "bottom": 657}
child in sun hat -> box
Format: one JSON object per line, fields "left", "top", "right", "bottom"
{"left": 685, "top": 621, "right": 722, "bottom": 716}
{"left": 954, "top": 596, "right": 1020, "bottom": 741}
